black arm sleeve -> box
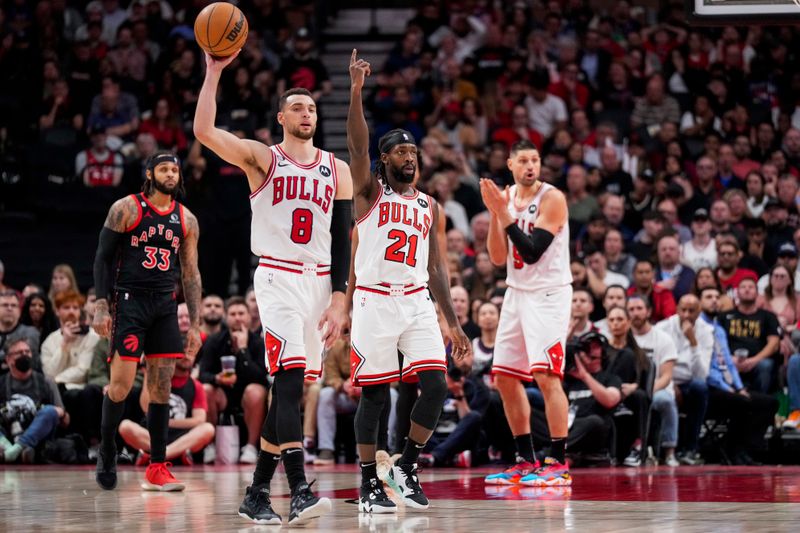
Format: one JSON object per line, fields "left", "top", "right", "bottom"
{"left": 505, "top": 225, "right": 555, "bottom": 265}
{"left": 93, "top": 227, "right": 125, "bottom": 301}
{"left": 330, "top": 199, "right": 353, "bottom": 293}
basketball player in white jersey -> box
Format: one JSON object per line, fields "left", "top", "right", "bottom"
{"left": 194, "top": 51, "right": 352, "bottom": 525}
{"left": 480, "top": 140, "right": 573, "bottom": 487}
{"left": 347, "top": 50, "right": 470, "bottom": 513}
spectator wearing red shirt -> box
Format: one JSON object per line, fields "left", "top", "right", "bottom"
{"left": 628, "top": 260, "right": 677, "bottom": 322}
{"left": 716, "top": 240, "right": 758, "bottom": 294}
{"left": 118, "top": 349, "right": 215, "bottom": 465}
{"left": 139, "top": 98, "right": 187, "bottom": 155}
{"left": 548, "top": 63, "right": 590, "bottom": 113}
{"left": 491, "top": 104, "right": 543, "bottom": 151}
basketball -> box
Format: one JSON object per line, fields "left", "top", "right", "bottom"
{"left": 194, "top": 2, "right": 248, "bottom": 58}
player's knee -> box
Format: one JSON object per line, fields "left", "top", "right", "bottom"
{"left": 534, "top": 373, "right": 562, "bottom": 396}
{"left": 243, "top": 383, "right": 267, "bottom": 405}
{"left": 355, "top": 384, "right": 389, "bottom": 443}
{"left": 495, "top": 373, "right": 520, "bottom": 395}
{"left": 418, "top": 370, "right": 447, "bottom": 407}
{"left": 200, "top": 422, "right": 216, "bottom": 442}
{"left": 273, "top": 368, "right": 305, "bottom": 405}
{"left": 107, "top": 381, "right": 131, "bottom": 403}
{"left": 118, "top": 419, "right": 135, "bottom": 437}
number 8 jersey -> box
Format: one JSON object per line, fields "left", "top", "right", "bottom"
{"left": 355, "top": 185, "right": 434, "bottom": 289}
{"left": 249, "top": 145, "right": 337, "bottom": 263}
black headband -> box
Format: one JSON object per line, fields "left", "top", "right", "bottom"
{"left": 378, "top": 129, "right": 416, "bottom": 154}
{"left": 147, "top": 154, "right": 179, "bottom": 173}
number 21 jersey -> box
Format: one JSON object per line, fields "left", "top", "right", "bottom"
{"left": 355, "top": 185, "right": 434, "bottom": 288}
{"left": 249, "top": 145, "right": 337, "bottom": 264}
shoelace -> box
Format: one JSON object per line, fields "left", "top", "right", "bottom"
{"left": 151, "top": 462, "right": 177, "bottom": 480}
{"left": 292, "top": 480, "right": 318, "bottom": 506}
{"left": 399, "top": 466, "right": 422, "bottom": 494}
{"left": 253, "top": 486, "right": 272, "bottom": 505}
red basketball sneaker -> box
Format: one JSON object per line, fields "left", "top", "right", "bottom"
{"left": 141, "top": 462, "right": 185, "bottom": 492}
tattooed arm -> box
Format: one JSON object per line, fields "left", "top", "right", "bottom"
{"left": 426, "top": 199, "right": 470, "bottom": 361}
{"left": 92, "top": 195, "right": 138, "bottom": 338}
{"left": 179, "top": 207, "right": 202, "bottom": 358}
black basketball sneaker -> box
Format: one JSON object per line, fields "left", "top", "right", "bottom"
{"left": 238, "top": 484, "right": 282, "bottom": 525}
{"left": 359, "top": 477, "right": 397, "bottom": 514}
{"left": 389, "top": 463, "right": 429, "bottom": 509}
{"left": 95, "top": 447, "right": 118, "bottom": 490}
{"left": 288, "top": 481, "right": 332, "bottom": 525}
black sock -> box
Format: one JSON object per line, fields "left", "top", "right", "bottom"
{"left": 281, "top": 447, "right": 307, "bottom": 494}
{"left": 514, "top": 434, "right": 537, "bottom": 464}
{"left": 360, "top": 461, "right": 378, "bottom": 485}
{"left": 253, "top": 450, "right": 281, "bottom": 487}
{"left": 147, "top": 403, "right": 170, "bottom": 463}
{"left": 551, "top": 438, "right": 566, "bottom": 464}
{"left": 100, "top": 396, "right": 125, "bottom": 457}
{"left": 398, "top": 438, "right": 424, "bottom": 467}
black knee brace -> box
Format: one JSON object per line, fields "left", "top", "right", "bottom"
{"left": 355, "top": 384, "right": 390, "bottom": 444}
{"left": 410, "top": 370, "right": 448, "bottom": 430}
{"left": 267, "top": 368, "right": 305, "bottom": 444}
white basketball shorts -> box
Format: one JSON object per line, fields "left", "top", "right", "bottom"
{"left": 350, "top": 286, "right": 446, "bottom": 386}
{"left": 254, "top": 263, "right": 331, "bottom": 381}
{"left": 492, "top": 284, "right": 572, "bottom": 381}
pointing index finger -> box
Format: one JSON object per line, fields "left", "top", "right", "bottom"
{"left": 351, "top": 48, "right": 357, "bottom": 64}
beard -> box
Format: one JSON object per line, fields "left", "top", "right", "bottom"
{"left": 287, "top": 123, "right": 315, "bottom": 140}
{"left": 390, "top": 162, "right": 416, "bottom": 183}
{"left": 703, "top": 309, "right": 717, "bottom": 319}
{"left": 153, "top": 177, "right": 179, "bottom": 196}
{"left": 203, "top": 315, "right": 223, "bottom": 326}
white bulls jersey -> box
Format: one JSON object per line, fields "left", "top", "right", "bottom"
{"left": 249, "top": 145, "right": 337, "bottom": 263}
{"left": 505, "top": 182, "right": 571, "bottom": 291}
{"left": 355, "top": 185, "right": 434, "bottom": 288}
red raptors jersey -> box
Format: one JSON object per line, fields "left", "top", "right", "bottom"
{"left": 86, "top": 149, "right": 117, "bottom": 187}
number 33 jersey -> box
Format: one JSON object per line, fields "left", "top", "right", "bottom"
{"left": 117, "top": 193, "right": 186, "bottom": 292}
{"left": 249, "top": 145, "right": 338, "bottom": 264}
{"left": 355, "top": 185, "right": 434, "bottom": 289}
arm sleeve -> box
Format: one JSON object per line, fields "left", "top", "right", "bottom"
{"left": 504, "top": 225, "right": 554, "bottom": 265}
{"left": 93, "top": 227, "right": 125, "bottom": 301}
{"left": 330, "top": 199, "right": 353, "bottom": 293}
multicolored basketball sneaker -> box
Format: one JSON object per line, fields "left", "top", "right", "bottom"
{"left": 519, "top": 457, "right": 571, "bottom": 487}
{"left": 484, "top": 460, "right": 540, "bottom": 485}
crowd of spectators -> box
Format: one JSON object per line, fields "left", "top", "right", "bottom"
{"left": 3, "top": 1, "right": 800, "bottom": 467}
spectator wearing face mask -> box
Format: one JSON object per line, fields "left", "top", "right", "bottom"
{"left": 0, "top": 339, "right": 68, "bottom": 463}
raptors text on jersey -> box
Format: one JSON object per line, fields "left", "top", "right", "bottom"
{"left": 116, "top": 193, "right": 186, "bottom": 292}
{"left": 250, "top": 145, "right": 338, "bottom": 264}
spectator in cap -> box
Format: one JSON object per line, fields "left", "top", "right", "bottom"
{"left": 739, "top": 218, "right": 770, "bottom": 277}
{"left": 764, "top": 196, "right": 796, "bottom": 262}
{"left": 630, "top": 210, "right": 666, "bottom": 261}
{"left": 757, "top": 242, "right": 800, "bottom": 295}
{"left": 682, "top": 208, "right": 717, "bottom": 271}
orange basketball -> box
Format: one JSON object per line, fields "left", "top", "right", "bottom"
{"left": 194, "top": 2, "right": 249, "bottom": 58}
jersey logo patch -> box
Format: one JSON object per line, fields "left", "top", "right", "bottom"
{"left": 528, "top": 204, "right": 537, "bottom": 215}
{"left": 418, "top": 198, "right": 429, "bottom": 208}
{"left": 545, "top": 341, "right": 564, "bottom": 372}
{"left": 169, "top": 213, "right": 180, "bottom": 224}
{"left": 123, "top": 334, "right": 139, "bottom": 353}
{"left": 319, "top": 165, "right": 331, "bottom": 177}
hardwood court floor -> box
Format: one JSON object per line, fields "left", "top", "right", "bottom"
{"left": 2, "top": 464, "right": 800, "bottom": 532}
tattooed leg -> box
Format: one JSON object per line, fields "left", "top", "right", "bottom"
{"left": 146, "top": 358, "right": 177, "bottom": 463}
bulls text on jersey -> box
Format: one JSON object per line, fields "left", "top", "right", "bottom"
{"left": 376, "top": 201, "right": 432, "bottom": 239}
{"left": 271, "top": 175, "right": 334, "bottom": 213}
